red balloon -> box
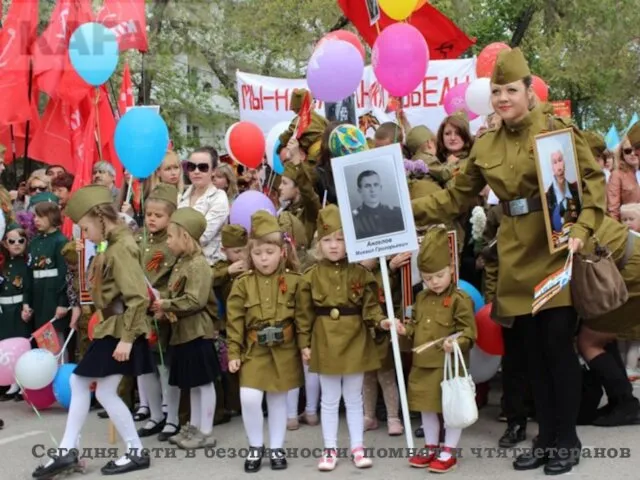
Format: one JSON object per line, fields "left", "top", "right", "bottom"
{"left": 227, "top": 122, "right": 266, "bottom": 170}
{"left": 88, "top": 312, "right": 100, "bottom": 341}
{"left": 532, "top": 75, "right": 549, "bottom": 102}
{"left": 24, "top": 383, "right": 56, "bottom": 410}
{"left": 475, "top": 303, "right": 504, "bottom": 356}
{"left": 317, "top": 30, "right": 365, "bottom": 60}
{"left": 476, "top": 42, "right": 511, "bottom": 78}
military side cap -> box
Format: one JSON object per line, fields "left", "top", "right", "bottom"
{"left": 418, "top": 226, "right": 451, "bottom": 274}
{"left": 278, "top": 211, "right": 307, "bottom": 247}
{"left": 30, "top": 192, "right": 59, "bottom": 207}
{"left": 170, "top": 207, "right": 206, "bottom": 240}
{"left": 628, "top": 121, "right": 640, "bottom": 148}
{"left": 61, "top": 241, "right": 79, "bottom": 264}
{"left": 65, "top": 185, "right": 113, "bottom": 223}
{"left": 221, "top": 224, "right": 248, "bottom": 248}
{"left": 147, "top": 184, "right": 178, "bottom": 207}
{"left": 317, "top": 204, "right": 342, "bottom": 239}
{"left": 406, "top": 126, "right": 435, "bottom": 157}
{"left": 583, "top": 131, "right": 606, "bottom": 157}
{"left": 491, "top": 47, "right": 531, "bottom": 85}
{"left": 5, "top": 222, "right": 22, "bottom": 234}
{"left": 282, "top": 162, "right": 300, "bottom": 183}
{"left": 290, "top": 88, "right": 309, "bottom": 111}
{"left": 250, "top": 210, "right": 281, "bottom": 239}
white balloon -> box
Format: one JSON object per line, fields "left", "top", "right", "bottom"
{"left": 14, "top": 348, "right": 58, "bottom": 390}
{"left": 465, "top": 78, "right": 494, "bottom": 116}
{"left": 265, "top": 121, "right": 291, "bottom": 169}
{"left": 469, "top": 345, "right": 501, "bottom": 383}
{"left": 224, "top": 122, "right": 240, "bottom": 162}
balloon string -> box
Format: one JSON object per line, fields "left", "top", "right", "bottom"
{"left": 15, "top": 377, "right": 60, "bottom": 447}
{"left": 375, "top": 21, "right": 381, "bottom": 35}
{"left": 95, "top": 88, "right": 104, "bottom": 162}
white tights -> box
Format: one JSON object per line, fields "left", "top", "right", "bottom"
{"left": 138, "top": 373, "right": 165, "bottom": 430}
{"left": 286, "top": 363, "right": 321, "bottom": 418}
{"left": 319, "top": 373, "right": 364, "bottom": 450}
{"left": 241, "top": 387, "right": 287, "bottom": 451}
{"left": 421, "top": 412, "right": 462, "bottom": 460}
{"left": 160, "top": 383, "right": 216, "bottom": 434}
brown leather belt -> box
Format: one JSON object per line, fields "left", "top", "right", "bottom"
{"left": 500, "top": 197, "right": 543, "bottom": 217}
{"left": 617, "top": 231, "right": 637, "bottom": 270}
{"left": 315, "top": 307, "right": 360, "bottom": 319}
{"left": 101, "top": 297, "right": 125, "bottom": 319}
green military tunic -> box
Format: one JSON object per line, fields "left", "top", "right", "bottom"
{"left": 353, "top": 203, "right": 405, "bottom": 239}
{"left": 304, "top": 259, "right": 385, "bottom": 375}
{"left": 479, "top": 204, "right": 503, "bottom": 305}
{"left": 91, "top": 226, "right": 150, "bottom": 343}
{"left": 404, "top": 284, "right": 477, "bottom": 412}
{"left": 278, "top": 111, "right": 328, "bottom": 163}
{"left": 412, "top": 105, "right": 606, "bottom": 318}
{"left": 0, "top": 255, "right": 32, "bottom": 339}
{"left": 225, "top": 267, "right": 313, "bottom": 392}
{"left": 282, "top": 163, "right": 321, "bottom": 247}
{"left": 27, "top": 229, "right": 69, "bottom": 331}
{"left": 160, "top": 252, "right": 217, "bottom": 345}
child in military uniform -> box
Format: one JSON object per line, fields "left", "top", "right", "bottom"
{"left": 0, "top": 223, "right": 32, "bottom": 401}
{"left": 24, "top": 193, "right": 70, "bottom": 360}
{"left": 134, "top": 185, "right": 180, "bottom": 441}
{"left": 401, "top": 226, "right": 476, "bottom": 473}
{"left": 226, "top": 210, "right": 312, "bottom": 472}
{"left": 32, "top": 185, "right": 155, "bottom": 478}
{"left": 151, "top": 207, "right": 220, "bottom": 450}
{"left": 305, "top": 205, "right": 398, "bottom": 471}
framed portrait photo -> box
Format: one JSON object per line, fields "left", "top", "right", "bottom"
{"left": 331, "top": 143, "right": 418, "bottom": 263}
{"left": 533, "top": 128, "right": 583, "bottom": 254}
{"left": 78, "top": 238, "right": 97, "bottom": 304}
{"left": 325, "top": 94, "right": 357, "bottom": 125}
{"left": 365, "top": 0, "right": 381, "bottom": 25}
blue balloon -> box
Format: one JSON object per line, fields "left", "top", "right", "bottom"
{"left": 69, "top": 22, "right": 119, "bottom": 86}
{"left": 272, "top": 140, "right": 284, "bottom": 175}
{"left": 114, "top": 107, "right": 170, "bottom": 179}
{"left": 52, "top": 363, "right": 77, "bottom": 410}
{"left": 459, "top": 280, "right": 485, "bottom": 313}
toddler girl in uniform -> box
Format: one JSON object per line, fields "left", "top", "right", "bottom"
{"left": 304, "top": 204, "right": 398, "bottom": 471}
{"left": 32, "top": 185, "right": 155, "bottom": 478}
{"left": 226, "top": 210, "right": 313, "bottom": 473}
{"left": 402, "top": 226, "right": 477, "bottom": 473}
{"left": 151, "top": 207, "right": 220, "bottom": 450}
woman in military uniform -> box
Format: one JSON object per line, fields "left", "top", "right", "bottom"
{"left": 32, "top": 185, "right": 155, "bottom": 478}
{"left": 226, "top": 211, "right": 313, "bottom": 472}
{"left": 151, "top": 207, "right": 220, "bottom": 451}
{"left": 411, "top": 48, "right": 605, "bottom": 475}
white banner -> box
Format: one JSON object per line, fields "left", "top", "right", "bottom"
{"left": 236, "top": 58, "right": 485, "bottom": 137}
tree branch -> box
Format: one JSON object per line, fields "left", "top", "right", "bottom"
{"left": 138, "top": 0, "right": 171, "bottom": 105}
{"left": 201, "top": 51, "right": 239, "bottom": 108}
{"left": 328, "top": 15, "right": 349, "bottom": 32}
{"left": 510, "top": 6, "right": 536, "bottom": 47}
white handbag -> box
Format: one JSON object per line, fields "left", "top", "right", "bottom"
{"left": 440, "top": 341, "right": 478, "bottom": 429}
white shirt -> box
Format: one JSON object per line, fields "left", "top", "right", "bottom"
{"left": 178, "top": 184, "right": 230, "bottom": 265}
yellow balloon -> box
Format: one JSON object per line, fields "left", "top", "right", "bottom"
{"left": 415, "top": 0, "right": 428, "bottom": 11}
{"left": 379, "top": 0, "right": 419, "bottom": 21}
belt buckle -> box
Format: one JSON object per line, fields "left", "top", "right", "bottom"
{"left": 509, "top": 198, "right": 529, "bottom": 216}
{"left": 330, "top": 308, "right": 340, "bottom": 320}
{"left": 258, "top": 326, "right": 282, "bottom": 346}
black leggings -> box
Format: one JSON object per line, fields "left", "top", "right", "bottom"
{"left": 516, "top": 306, "right": 581, "bottom": 448}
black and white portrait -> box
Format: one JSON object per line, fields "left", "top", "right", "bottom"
{"left": 365, "top": 0, "right": 381, "bottom": 25}
{"left": 325, "top": 95, "right": 357, "bottom": 124}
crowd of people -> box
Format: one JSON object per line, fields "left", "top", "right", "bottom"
{"left": 0, "top": 47, "right": 638, "bottom": 478}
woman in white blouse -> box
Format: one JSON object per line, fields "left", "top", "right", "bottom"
{"left": 178, "top": 147, "right": 230, "bottom": 265}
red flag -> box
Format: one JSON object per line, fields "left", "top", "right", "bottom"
{"left": 32, "top": 0, "right": 94, "bottom": 98}
{"left": 118, "top": 62, "right": 134, "bottom": 115}
{"left": 337, "top": 0, "right": 475, "bottom": 60}
{"left": 29, "top": 97, "right": 78, "bottom": 172}
{"left": 294, "top": 91, "right": 312, "bottom": 139}
{"left": 97, "top": 0, "right": 148, "bottom": 53}
{"left": 70, "top": 96, "right": 97, "bottom": 192}
{"left": 32, "top": 321, "right": 61, "bottom": 355}
{"left": 0, "top": 0, "right": 39, "bottom": 125}
{"left": 95, "top": 85, "right": 124, "bottom": 187}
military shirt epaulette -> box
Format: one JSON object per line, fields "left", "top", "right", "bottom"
{"left": 237, "top": 270, "right": 254, "bottom": 280}
{"left": 475, "top": 127, "right": 497, "bottom": 139}
{"left": 303, "top": 263, "right": 319, "bottom": 275}
{"left": 283, "top": 268, "right": 301, "bottom": 277}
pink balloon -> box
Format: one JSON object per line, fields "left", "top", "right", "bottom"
{"left": 0, "top": 337, "right": 31, "bottom": 386}
{"left": 443, "top": 82, "right": 479, "bottom": 121}
{"left": 372, "top": 23, "right": 429, "bottom": 97}
{"left": 24, "top": 383, "right": 56, "bottom": 410}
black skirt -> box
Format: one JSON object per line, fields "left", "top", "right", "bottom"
{"left": 168, "top": 337, "right": 220, "bottom": 389}
{"left": 74, "top": 336, "right": 155, "bottom": 378}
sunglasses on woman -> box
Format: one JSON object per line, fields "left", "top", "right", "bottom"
{"left": 184, "top": 161, "right": 210, "bottom": 173}
{"left": 7, "top": 238, "right": 25, "bottom": 245}
{"left": 623, "top": 148, "right": 637, "bottom": 156}
{"left": 29, "top": 185, "right": 46, "bottom": 193}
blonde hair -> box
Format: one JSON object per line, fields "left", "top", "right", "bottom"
{"left": 168, "top": 223, "right": 202, "bottom": 257}
{"left": 620, "top": 203, "right": 640, "bottom": 219}
{"left": 311, "top": 229, "right": 345, "bottom": 262}
{"left": 214, "top": 163, "right": 239, "bottom": 200}
{"left": 615, "top": 137, "right": 634, "bottom": 173}
{"left": 150, "top": 151, "right": 185, "bottom": 194}
{"left": 86, "top": 204, "right": 122, "bottom": 301}
{"left": 246, "top": 232, "right": 300, "bottom": 272}
{"left": 27, "top": 171, "right": 51, "bottom": 191}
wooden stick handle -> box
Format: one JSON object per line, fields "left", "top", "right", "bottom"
{"left": 108, "top": 421, "right": 116, "bottom": 444}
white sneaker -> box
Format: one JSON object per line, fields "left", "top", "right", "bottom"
{"left": 318, "top": 449, "right": 338, "bottom": 471}
{"left": 351, "top": 447, "right": 372, "bottom": 468}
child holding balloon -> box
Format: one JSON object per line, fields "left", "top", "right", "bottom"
{"left": 32, "top": 185, "right": 155, "bottom": 478}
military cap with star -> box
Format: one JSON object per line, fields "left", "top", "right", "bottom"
{"left": 316, "top": 204, "right": 342, "bottom": 239}
{"left": 5, "top": 222, "right": 22, "bottom": 234}
{"left": 221, "top": 224, "right": 248, "bottom": 248}
{"left": 65, "top": 185, "right": 113, "bottom": 223}
{"left": 170, "top": 207, "right": 207, "bottom": 240}
{"left": 491, "top": 47, "right": 531, "bottom": 85}
{"left": 628, "top": 121, "right": 640, "bottom": 148}
{"left": 147, "top": 183, "right": 178, "bottom": 208}
{"left": 250, "top": 210, "right": 281, "bottom": 239}
{"left": 406, "top": 126, "right": 436, "bottom": 157}
{"left": 418, "top": 226, "right": 452, "bottom": 274}
{"left": 29, "top": 192, "right": 59, "bottom": 207}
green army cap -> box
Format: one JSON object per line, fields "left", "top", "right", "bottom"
{"left": 406, "top": 126, "right": 435, "bottom": 157}
{"left": 250, "top": 210, "right": 281, "bottom": 239}
{"left": 61, "top": 241, "right": 79, "bottom": 264}
{"left": 221, "top": 224, "right": 248, "bottom": 248}
{"left": 5, "top": 222, "right": 22, "bottom": 234}
{"left": 282, "top": 162, "right": 300, "bottom": 183}
{"left": 628, "top": 122, "right": 640, "bottom": 148}
{"left": 65, "top": 185, "right": 113, "bottom": 223}
{"left": 491, "top": 47, "right": 531, "bottom": 85}
{"left": 583, "top": 131, "right": 606, "bottom": 158}
{"left": 418, "top": 226, "right": 451, "bottom": 274}
{"left": 170, "top": 207, "right": 206, "bottom": 240}
{"left": 317, "top": 204, "right": 342, "bottom": 239}
{"left": 290, "top": 88, "right": 309, "bottom": 112}
{"left": 30, "top": 192, "right": 59, "bottom": 207}
{"left": 278, "top": 211, "right": 307, "bottom": 247}
{"left": 147, "top": 184, "right": 178, "bottom": 208}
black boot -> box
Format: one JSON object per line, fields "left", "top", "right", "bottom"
{"left": 244, "top": 446, "right": 264, "bottom": 473}
{"left": 499, "top": 423, "right": 526, "bottom": 448}
{"left": 513, "top": 439, "right": 554, "bottom": 471}
{"left": 270, "top": 448, "right": 288, "bottom": 470}
{"left": 544, "top": 441, "right": 581, "bottom": 475}
{"left": 589, "top": 353, "right": 640, "bottom": 426}
{"left": 32, "top": 450, "right": 80, "bottom": 478}
{"left": 100, "top": 450, "right": 150, "bottom": 475}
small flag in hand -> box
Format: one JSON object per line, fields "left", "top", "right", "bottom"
{"left": 33, "top": 322, "right": 61, "bottom": 355}
{"left": 294, "top": 91, "right": 312, "bottom": 139}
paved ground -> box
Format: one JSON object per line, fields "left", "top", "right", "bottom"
{"left": 2, "top": 383, "right": 640, "bottom": 480}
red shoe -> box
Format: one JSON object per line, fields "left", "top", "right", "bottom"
{"left": 408, "top": 445, "right": 437, "bottom": 468}
{"left": 429, "top": 455, "right": 457, "bottom": 473}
